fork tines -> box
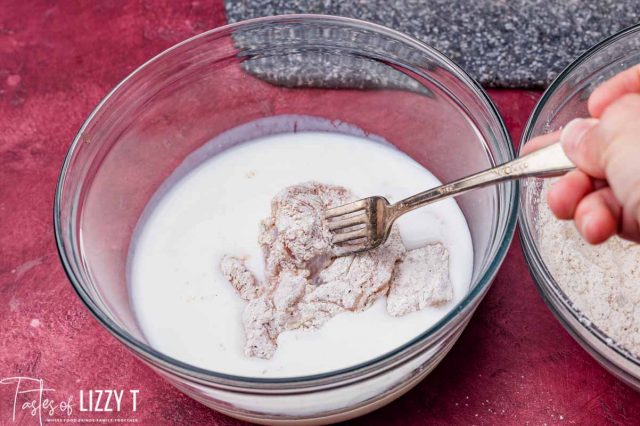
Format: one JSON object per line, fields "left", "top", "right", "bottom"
{"left": 324, "top": 200, "right": 371, "bottom": 247}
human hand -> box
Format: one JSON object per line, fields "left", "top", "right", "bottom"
{"left": 522, "top": 65, "right": 640, "bottom": 244}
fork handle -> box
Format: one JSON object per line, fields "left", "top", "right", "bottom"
{"left": 391, "top": 141, "right": 574, "bottom": 217}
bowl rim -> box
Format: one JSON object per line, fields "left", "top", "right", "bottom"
{"left": 54, "top": 13, "right": 518, "bottom": 389}
{"left": 518, "top": 23, "right": 640, "bottom": 373}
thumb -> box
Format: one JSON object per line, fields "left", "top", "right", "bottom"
{"left": 560, "top": 118, "right": 605, "bottom": 179}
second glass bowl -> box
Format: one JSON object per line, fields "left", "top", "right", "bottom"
{"left": 519, "top": 24, "right": 640, "bottom": 390}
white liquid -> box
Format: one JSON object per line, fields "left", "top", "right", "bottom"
{"left": 130, "top": 131, "right": 473, "bottom": 378}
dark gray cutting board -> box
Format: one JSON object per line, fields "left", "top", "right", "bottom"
{"left": 225, "top": 0, "right": 640, "bottom": 88}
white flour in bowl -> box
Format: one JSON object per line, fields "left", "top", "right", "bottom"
{"left": 536, "top": 181, "right": 640, "bottom": 355}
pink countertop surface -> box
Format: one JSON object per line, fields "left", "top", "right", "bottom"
{"left": 1, "top": 2, "right": 639, "bottom": 425}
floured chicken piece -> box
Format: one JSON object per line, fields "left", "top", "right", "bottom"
{"left": 220, "top": 256, "right": 261, "bottom": 301}
{"left": 220, "top": 181, "right": 453, "bottom": 359}
{"left": 387, "top": 244, "right": 453, "bottom": 316}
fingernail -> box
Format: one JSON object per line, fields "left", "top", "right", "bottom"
{"left": 580, "top": 212, "right": 596, "bottom": 239}
{"left": 560, "top": 118, "right": 599, "bottom": 153}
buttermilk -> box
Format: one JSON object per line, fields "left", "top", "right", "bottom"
{"left": 130, "top": 131, "right": 474, "bottom": 378}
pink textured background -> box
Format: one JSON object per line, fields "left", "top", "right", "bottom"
{"left": 1, "top": 1, "right": 639, "bottom": 425}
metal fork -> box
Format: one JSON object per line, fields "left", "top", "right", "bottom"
{"left": 325, "top": 141, "right": 574, "bottom": 256}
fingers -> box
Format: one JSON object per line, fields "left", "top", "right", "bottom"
{"left": 547, "top": 170, "right": 593, "bottom": 219}
{"left": 523, "top": 73, "right": 640, "bottom": 244}
{"left": 574, "top": 187, "right": 622, "bottom": 244}
{"left": 588, "top": 64, "right": 640, "bottom": 118}
{"left": 559, "top": 118, "right": 605, "bottom": 178}
{"left": 597, "top": 94, "right": 640, "bottom": 205}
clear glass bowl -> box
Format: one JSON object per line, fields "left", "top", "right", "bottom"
{"left": 55, "top": 15, "right": 517, "bottom": 424}
{"left": 519, "top": 24, "right": 640, "bottom": 390}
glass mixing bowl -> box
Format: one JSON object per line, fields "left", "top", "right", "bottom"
{"left": 519, "top": 24, "right": 640, "bottom": 390}
{"left": 55, "top": 15, "right": 517, "bottom": 424}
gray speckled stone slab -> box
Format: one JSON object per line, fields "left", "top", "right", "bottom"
{"left": 225, "top": 0, "right": 640, "bottom": 88}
